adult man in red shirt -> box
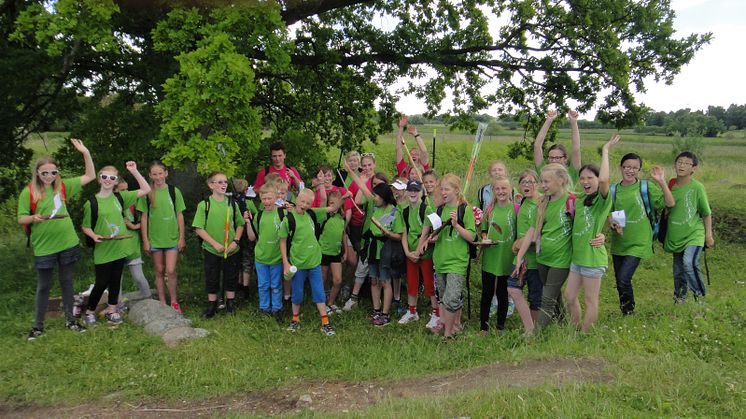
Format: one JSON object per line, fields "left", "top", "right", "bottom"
{"left": 253, "top": 142, "right": 303, "bottom": 191}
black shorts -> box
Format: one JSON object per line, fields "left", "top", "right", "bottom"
{"left": 348, "top": 223, "right": 363, "bottom": 254}
{"left": 321, "top": 253, "right": 343, "bottom": 267}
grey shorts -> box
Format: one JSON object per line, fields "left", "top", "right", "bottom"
{"left": 435, "top": 273, "right": 465, "bottom": 313}
{"left": 35, "top": 245, "right": 81, "bottom": 270}
{"left": 570, "top": 263, "right": 607, "bottom": 279}
{"left": 354, "top": 258, "right": 369, "bottom": 284}
{"left": 126, "top": 257, "right": 144, "bottom": 266}
{"left": 368, "top": 262, "right": 393, "bottom": 282}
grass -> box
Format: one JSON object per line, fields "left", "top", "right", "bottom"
{"left": 2, "top": 130, "right": 746, "bottom": 415}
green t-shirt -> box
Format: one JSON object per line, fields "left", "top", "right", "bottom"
{"left": 664, "top": 179, "right": 711, "bottom": 253}
{"left": 136, "top": 186, "right": 186, "bottom": 248}
{"left": 191, "top": 196, "right": 245, "bottom": 257}
{"left": 572, "top": 192, "right": 613, "bottom": 267}
{"left": 536, "top": 193, "right": 573, "bottom": 269}
{"left": 610, "top": 180, "right": 665, "bottom": 259}
{"left": 279, "top": 208, "right": 327, "bottom": 269}
{"left": 482, "top": 203, "right": 517, "bottom": 276}
{"left": 252, "top": 209, "right": 284, "bottom": 265}
{"left": 17, "top": 177, "right": 83, "bottom": 257}
{"left": 318, "top": 212, "right": 345, "bottom": 256}
{"left": 515, "top": 198, "right": 538, "bottom": 269}
{"left": 83, "top": 191, "right": 139, "bottom": 264}
{"left": 404, "top": 201, "right": 434, "bottom": 259}
{"left": 425, "top": 203, "right": 476, "bottom": 275}
{"left": 369, "top": 205, "right": 404, "bottom": 260}
{"left": 122, "top": 205, "right": 141, "bottom": 260}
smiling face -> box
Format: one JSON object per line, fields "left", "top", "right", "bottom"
{"left": 260, "top": 191, "right": 276, "bottom": 209}
{"left": 297, "top": 191, "right": 314, "bottom": 211}
{"left": 492, "top": 179, "right": 512, "bottom": 204}
{"left": 346, "top": 155, "right": 360, "bottom": 171}
{"left": 98, "top": 168, "right": 120, "bottom": 191}
{"left": 422, "top": 174, "right": 437, "bottom": 194}
{"left": 407, "top": 189, "right": 422, "bottom": 204}
{"left": 37, "top": 163, "right": 59, "bottom": 187}
{"left": 489, "top": 162, "right": 507, "bottom": 178}
{"left": 361, "top": 156, "right": 376, "bottom": 177}
{"left": 675, "top": 156, "right": 696, "bottom": 177}
{"left": 322, "top": 170, "right": 333, "bottom": 187}
{"left": 579, "top": 168, "right": 599, "bottom": 195}
{"left": 149, "top": 165, "right": 168, "bottom": 187}
{"left": 620, "top": 157, "right": 641, "bottom": 184}
{"left": 208, "top": 174, "right": 228, "bottom": 195}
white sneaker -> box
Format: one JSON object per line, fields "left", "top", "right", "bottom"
{"left": 398, "top": 311, "right": 419, "bottom": 324}
{"left": 342, "top": 298, "right": 358, "bottom": 311}
{"left": 425, "top": 314, "right": 440, "bottom": 330}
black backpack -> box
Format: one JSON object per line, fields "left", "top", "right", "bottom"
{"left": 251, "top": 208, "right": 286, "bottom": 241}
{"left": 285, "top": 210, "right": 322, "bottom": 260}
{"left": 85, "top": 192, "right": 124, "bottom": 248}
{"left": 145, "top": 184, "right": 176, "bottom": 216}
{"left": 436, "top": 203, "right": 477, "bottom": 259}
{"left": 403, "top": 201, "right": 427, "bottom": 233}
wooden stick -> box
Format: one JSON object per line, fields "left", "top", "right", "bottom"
{"left": 337, "top": 168, "right": 364, "bottom": 214}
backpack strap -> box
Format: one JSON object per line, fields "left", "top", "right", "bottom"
{"left": 264, "top": 166, "right": 270, "bottom": 176}
{"left": 402, "top": 206, "right": 411, "bottom": 232}
{"left": 286, "top": 211, "right": 297, "bottom": 258}
{"left": 307, "top": 209, "right": 322, "bottom": 240}
{"left": 610, "top": 183, "right": 619, "bottom": 210}
{"left": 565, "top": 193, "right": 576, "bottom": 219}
{"left": 85, "top": 195, "right": 101, "bottom": 248}
{"left": 640, "top": 180, "right": 654, "bottom": 224}
{"left": 477, "top": 184, "right": 487, "bottom": 210}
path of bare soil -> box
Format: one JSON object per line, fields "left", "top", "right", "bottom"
{"left": 1, "top": 357, "right": 610, "bottom": 418}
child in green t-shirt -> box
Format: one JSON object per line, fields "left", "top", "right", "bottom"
{"left": 192, "top": 172, "right": 245, "bottom": 318}
{"left": 665, "top": 151, "right": 714, "bottom": 301}
{"left": 318, "top": 190, "right": 348, "bottom": 315}
{"left": 279, "top": 189, "right": 338, "bottom": 336}
{"left": 17, "top": 138, "right": 96, "bottom": 340}
{"left": 479, "top": 176, "right": 517, "bottom": 335}
{"left": 115, "top": 179, "right": 151, "bottom": 302}
{"left": 82, "top": 162, "right": 151, "bottom": 326}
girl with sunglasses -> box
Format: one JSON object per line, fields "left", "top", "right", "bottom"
{"left": 18, "top": 138, "right": 95, "bottom": 340}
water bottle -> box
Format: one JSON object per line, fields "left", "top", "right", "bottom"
{"left": 284, "top": 265, "right": 297, "bottom": 281}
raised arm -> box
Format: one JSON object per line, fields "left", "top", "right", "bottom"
{"left": 70, "top": 138, "right": 96, "bottom": 186}
{"left": 533, "top": 111, "right": 557, "bottom": 167}
{"left": 599, "top": 134, "right": 620, "bottom": 198}
{"left": 568, "top": 110, "right": 582, "bottom": 170}
{"left": 408, "top": 124, "right": 429, "bottom": 167}
{"left": 345, "top": 160, "right": 373, "bottom": 200}
{"left": 125, "top": 161, "right": 151, "bottom": 198}
{"left": 650, "top": 166, "right": 675, "bottom": 208}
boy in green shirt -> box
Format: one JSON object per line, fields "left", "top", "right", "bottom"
{"left": 665, "top": 152, "right": 714, "bottom": 301}
{"left": 192, "top": 172, "right": 245, "bottom": 318}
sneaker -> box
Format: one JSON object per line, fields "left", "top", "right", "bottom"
{"left": 398, "top": 311, "right": 419, "bottom": 324}
{"left": 373, "top": 313, "right": 391, "bottom": 327}
{"left": 217, "top": 298, "right": 226, "bottom": 310}
{"left": 320, "top": 324, "right": 336, "bottom": 336}
{"left": 84, "top": 312, "right": 97, "bottom": 326}
{"left": 367, "top": 310, "right": 382, "bottom": 322}
{"left": 425, "top": 314, "right": 440, "bottom": 330}
{"left": 430, "top": 319, "right": 444, "bottom": 334}
{"left": 453, "top": 322, "right": 464, "bottom": 334}
{"left": 225, "top": 299, "right": 236, "bottom": 315}
{"left": 326, "top": 305, "right": 342, "bottom": 315}
{"left": 287, "top": 320, "right": 300, "bottom": 332}
{"left": 27, "top": 327, "right": 44, "bottom": 341}
{"left": 171, "top": 302, "right": 183, "bottom": 314}
{"left": 272, "top": 311, "right": 283, "bottom": 322}
{"left": 65, "top": 321, "right": 87, "bottom": 333}
{"left": 203, "top": 301, "right": 218, "bottom": 319}
{"left": 105, "top": 311, "right": 123, "bottom": 325}
{"left": 342, "top": 297, "right": 358, "bottom": 311}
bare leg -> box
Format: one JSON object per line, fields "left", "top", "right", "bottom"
{"left": 152, "top": 251, "right": 166, "bottom": 304}
{"left": 370, "top": 278, "right": 381, "bottom": 310}
{"left": 164, "top": 250, "right": 179, "bottom": 305}
{"left": 581, "top": 276, "right": 602, "bottom": 333}
{"left": 382, "top": 282, "right": 393, "bottom": 314}
{"left": 508, "top": 287, "right": 534, "bottom": 334}
{"left": 564, "top": 271, "right": 583, "bottom": 329}
{"left": 328, "top": 262, "right": 343, "bottom": 305}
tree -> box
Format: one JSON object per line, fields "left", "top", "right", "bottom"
{"left": 3, "top": 0, "right": 710, "bottom": 198}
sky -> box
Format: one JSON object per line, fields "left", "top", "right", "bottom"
{"left": 395, "top": 0, "right": 746, "bottom": 117}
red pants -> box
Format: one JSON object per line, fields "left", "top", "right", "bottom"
{"left": 405, "top": 257, "right": 435, "bottom": 298}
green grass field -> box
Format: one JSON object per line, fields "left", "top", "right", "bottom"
{"left": 1, "top": 129, "right": 745, "bottom": 416}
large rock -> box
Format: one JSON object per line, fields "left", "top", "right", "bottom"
{"left": 127, "top": 298, "right": 208, "bottom": 346}
{"left": 162, "top": 327, "right": 210, "bottom": 347}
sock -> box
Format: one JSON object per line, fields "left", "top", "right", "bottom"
{"left": 321, "top": 315, "right": 329, "bottom": 326}
{"left": 351, "top": 293, "right": 359, "bottom": 301}
{"left": 292, "top": 313, "right": 300, "bottom": 322}
{"left": 284, "top": 295, "right": 291, "bottom": 300}
{"left": 409, "top": 305, "right": 417, "bottom": 314}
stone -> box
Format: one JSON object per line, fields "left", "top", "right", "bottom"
{"left": 162, "top": 326, "right": 210, "bottom": 347}
{"left": 129, "top": 299, "right": 181, "bottom": 326}
{"left": 143, "top": 318, "right": 193, "bottom": 336}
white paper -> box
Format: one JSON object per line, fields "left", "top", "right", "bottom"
{"left": 246, "top": 186, "right": 256, "bottom": 198}
{"left": 611, "top": 210, "right": 626, "bottom": 227}
{"left": 49, "top": 193, "right": 62, "bottom": 218}
{"left": 107, "top": 223, "right": 120, "bottom": 239}
{"left": 427, "top": 213, "right": 442, "bottom": 230}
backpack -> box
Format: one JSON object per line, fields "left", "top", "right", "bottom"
{"left": 565, "top": 192, "right": 576, "bottom": 219}
{"left": 85, "top": 192, "right": 124, "bottom": 248}
{"left": 610, "top": 179, "right": 659, "bottom": 240}
{"left": 24, "top": 182, "right": 68, "bottom": 247}
{"left": 145, "top": 184, "right": 176, "bottom": 216}
{"left": 252, "top": 208, "right": 285, "bottom": 242}
{"left": 199, "top": 195, "right": 240, "bottom": 245}
{"left": 285, "top": 210, "right": 322, "bottom": 260}
{"left": 656, "top": 178, "right": 677, "bottom": 245}
{"left": 436, "top": 203, "right": 477, "bottom": 259}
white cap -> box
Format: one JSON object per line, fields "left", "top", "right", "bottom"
{"left": 391, "top": 180, "right": 407, "bottom": 190}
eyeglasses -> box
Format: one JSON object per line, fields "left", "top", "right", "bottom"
{"left": 675, "top": 161, "right": 694, "bottom": 167}
{"left": 38, "top": 170, "right": 59, "bottom": 177}
{"left": 519, "top": 180, "right": 537, "bottom": 186}
{"left": 100, "top": 174, "right": 118, "bottom": 181}
{"left": 547, "top": 155, "right": 566, "bottom": 161}
{"left": 210, "top": 180, "right": 228, "bottom": 185}
{"left": 361, "top": 152, "right": 375, "bottom": 158}
{"left": 621, "top": 166, "right": 640, "bottom": 172}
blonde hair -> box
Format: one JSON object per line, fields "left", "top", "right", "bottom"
{"left": 345, "top": 151, "right": 361, "bottom": 163}
{"left": 233, "top": 178, "right": 248, "bottom": 194}
{"left": 487, "top": 176, "right": 512, "bottom": 211}
{"left": 488, "top": 160, "right": 508, "bottom": 176}
{"left": 147, "top": 161, "right": 168, "bottom": 209}
{"left": 327, "top": 190, "right": 344, "bottom": 216}
{"left": 440, "top": 173, "right": 468, "bottom": 206}
{"left": 98, "top": 165, "right": 119, "bottom": 176}
{"left": 30, "top": 156, "right": 62, "bottom": 204}
{"left": 297, "top": 188, "right": 314, "bottom": 203}
{"left": 258, "top": 184, "right": 276, "bottom": 195}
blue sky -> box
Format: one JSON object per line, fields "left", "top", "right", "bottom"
{"left": 396, "top": 0, "right": 745, "bottom": 117}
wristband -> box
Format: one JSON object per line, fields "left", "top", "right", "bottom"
{"left": 414, "top": 134, "right": 421, "bottom": 138}
{"left": 233, "top": 239, "right": 240, "bottom": 244}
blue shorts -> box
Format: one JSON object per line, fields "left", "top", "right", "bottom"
{"left": 291, "top": 266, "right": 325, "bottom": 305}
{"left": 151, "top": 247, "right": 178, "bottom": 252}
{"left": 570, "top": 262, "right": 607, "bottom": 279}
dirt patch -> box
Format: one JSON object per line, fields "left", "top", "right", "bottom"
{"left": 1, "top": 357, "right": 610, "bottom": 418}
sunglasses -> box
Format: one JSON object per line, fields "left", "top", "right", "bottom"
{"left": 361, "top": 152, "right": 375, "bottom": 158}
{"left": 100, "top": 174, "right": 118, "bottom": 181}
{"left": 38, "top": 170, "right": 59, "bottom": 177}
{"left": 210, "top": 180, "right": 228, "bottom": 185}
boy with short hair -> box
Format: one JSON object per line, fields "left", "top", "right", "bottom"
{"left": 664, "top": 151, "right": 714, "bottom": 301}
{"left": 245, "top": 184, "right": 284, "bottom": 318}
{"left": 192, "top": 172, "right": 245, "bottom": 318}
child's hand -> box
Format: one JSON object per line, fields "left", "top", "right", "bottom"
{"left": 546, "top": 110, "right": 558, "bottom": 120}
{"left": 70, "top": 138, "right": 89, "bottom": 154}
{"left": 227, "top": 241, "right": 238, "bottom": 253}
{"left": 398, "top": 114, "right": 408, "bottom": 128}
{"left": 512, "top": 237, "right": 523, "bottom": 255}
{"left": 511, "top": 260, "right": 522, "bottom": 278}
{"left": 407, "top": 125, "right": 418, "bottom": 136}
{"left": 125, "top": 161, "right": 138, "bottom": 173}
{"left": 705, "top": 235, "right": 715, "bottom": 248}
{"left": 650, "top": 165, "right": 665, "bottom": 184}
{"left": 567, "top": 110, "right": 579, "bottom": 122}
{"left": 92, "top": 234, "right": 104, "bottom": 243}
{"left": 142, "top": 239, "right": 151, "bottom": 253}
{"left": 213, "top": 243, "right": 225, "bottom": 253}
{"left": 589, "top": 233, "right": 606, "bottom": 247}
{"left": 178, "top": 237, "right": 186, "bottom": 252}
{"left": 449, "top": 211, "right": 458, "bottom": 226}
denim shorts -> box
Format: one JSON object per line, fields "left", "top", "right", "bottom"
{"left": 368, "top": 262, "right": 393, "bottom": 282}
{"left": 570, "top": 262, "right": 607, "bottom": 279}
{"left": 151, "top": 247, "right": 178, "bottom": 252}
{"left": 35, "top": 245, "right": 81, "bottom": 270}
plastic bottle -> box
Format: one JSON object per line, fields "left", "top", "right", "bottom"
{"left": 284, "top": 265, "right": 298, "bottom": 281}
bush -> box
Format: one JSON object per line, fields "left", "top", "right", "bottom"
{"left": 671, "top": 136, "right": 706, "bottom": 161}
